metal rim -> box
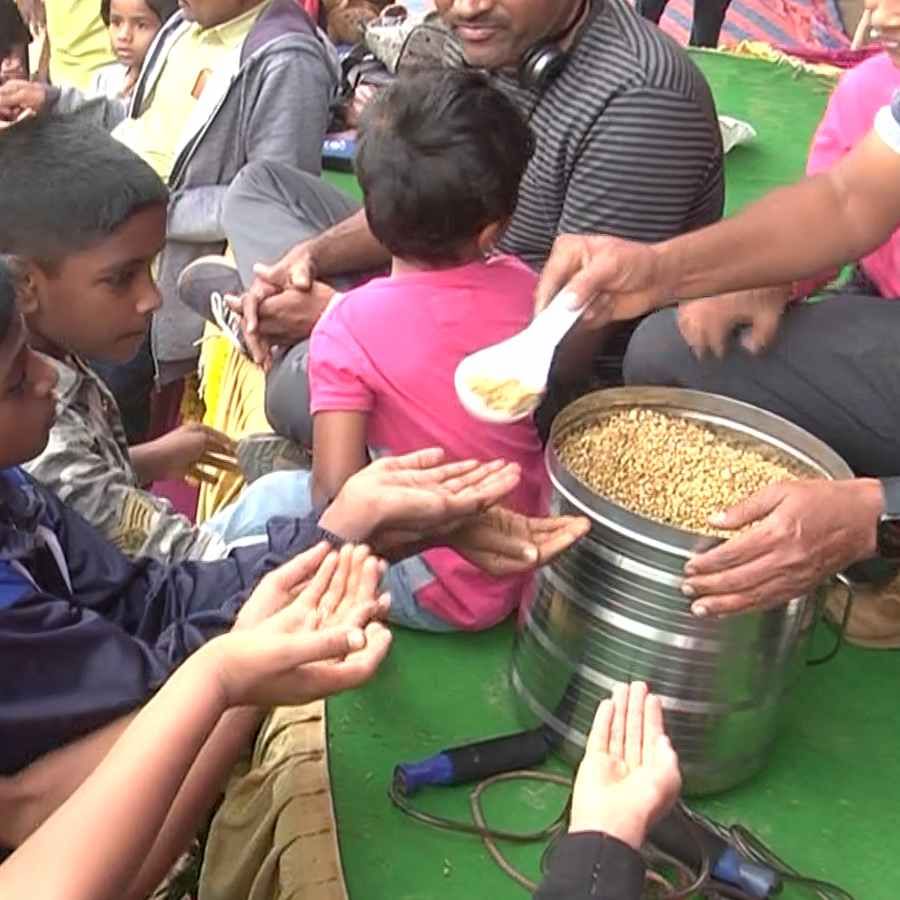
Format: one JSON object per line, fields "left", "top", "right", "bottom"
{"left": 546, "top": 386, "right": 853, "bottom": 557}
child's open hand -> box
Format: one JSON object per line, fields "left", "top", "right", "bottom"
{"left": 447, "top": 507, "right": 590, "bottom": 576}
{"left": 319, "top": 448, "right": 522, "bottom": 546}
{"left": 235, "top": 542, "right": 389, "bottom": 632}
{"left": 569, "top": 683, "right": 681, "bottom": 850}
{"left": 208, "top": 619, "right": 393, "bottom": 709}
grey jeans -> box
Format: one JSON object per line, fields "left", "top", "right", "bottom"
{"left": 222, "top": 160, "right": 362, "bottom": 448}
{"left": 622, "top": 293, "right": 900, "bottom": 477}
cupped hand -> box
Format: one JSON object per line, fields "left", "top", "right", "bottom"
{"left": 682, "top": 478, "right": 883, "bottom": 616}
{"left": 318, "top": 448, "right": 522, "bottom": 543}
{"left": 449, "top": 507, "right": 591, "bottom": 576}
{"left": 534, "top": 234, "right": 670, "bottom": 329}
{"left": 569, "top": 682, "right": 681, "bottom": 850}
{"left": 677, "top": 286, "right": 790, "bottom": 360}
{"left": 235, "top": 542, "right": 389, "bottom": 632}
{"left": 210, "top": 619, "right": 392, "bottom": 708}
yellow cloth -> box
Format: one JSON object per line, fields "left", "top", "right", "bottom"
{"left": 195, "top": 326, "right": 272, "bottom": 523}
{"left": 113, "top": 2, "right": 266, "bottom": 181}
{"left": 45, "top": 0, "right": 116, "bottom": 90}
{"left": 198, "top": 704, "right": 349, "bottom": 900}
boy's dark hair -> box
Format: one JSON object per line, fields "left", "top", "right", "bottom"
{"left": 355, "top": 68, "right": 534, "bottom": 266}
{"left": 0, "top": 115, "right": 168, "bottom": 266}
{"left": 0, "top": 0, "right": 31, "bottom": 59}
{"left": 0, "top": 258, "right": 15, "bottom": 346}
{"left": 100, "top": 0, "right": 179, "bottom": 27}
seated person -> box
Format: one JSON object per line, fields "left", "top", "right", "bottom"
{"left": 307, "top": 70, "right": 588, "bottom": 632}
{"left": 0, "top": 0, "right": 29, "bottom": 85}
{"left": 0, "top": 251, "right": 587, "bottom": 850}
{"left": 93, "top": 0, "right": 179, "bottom": 98}
{"left": 0, "top": 0, "right": 340, "bottom": 440}
{"left": 624, "top": 46, "right": 900, "bottom": 478}
{"left": 1, "top": 116, "right": 315, "bottom": 561}
{"left": 1, "top": 118, "right": 587, "bottom": 571}
{"left": 177, "top": 0, "right": 725, "bottom": 449}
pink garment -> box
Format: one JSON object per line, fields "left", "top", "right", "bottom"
{"left": 806, "top": 52, "right": 900, "bottom": 298}
{"left": 310, "top": 256, "right": 550, "bottom": 630}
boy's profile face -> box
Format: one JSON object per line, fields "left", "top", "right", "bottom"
{"left": 0, "top": 312, "right": 58, "bottom": 468}
{"left": 27, "top": 204, "right": 166, "bottom": 364}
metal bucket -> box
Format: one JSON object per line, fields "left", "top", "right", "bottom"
{"left": 511, "top": 387, "right": 852, "bottom": 795}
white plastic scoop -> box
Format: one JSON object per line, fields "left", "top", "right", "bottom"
{"left": 455, "top": 292, "right": 583, "bottom": 424}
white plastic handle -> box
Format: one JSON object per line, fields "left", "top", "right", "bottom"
{"left": 525, "top": 291, "right": 584, "bottom": 348}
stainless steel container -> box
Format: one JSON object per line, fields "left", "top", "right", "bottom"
{"left": 511, "top": 387, "right": 852, "bottom": 795}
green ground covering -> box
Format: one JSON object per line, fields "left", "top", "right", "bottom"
{"left": 327, "top": 52, "right": 898, "bottom": 898}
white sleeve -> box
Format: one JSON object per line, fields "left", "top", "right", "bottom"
{"left": 874, "top": 98, "right": 900, "bottom": 154}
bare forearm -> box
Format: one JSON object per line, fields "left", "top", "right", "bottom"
{"left": 129, "top": 441, "right": 163, "bottom": 484}
{"left": 0, "top": 655, "right": 225, "bottom": 900}
{"left": 310, "top": 208, "right": 390, "bottom": 278}
{"left": 661, "top": 132, "right": 900, "bottom": 301}
{"left": 125, "top": 705, "right": 262, "bottom": 900}
{"left": 0, "top": 714, "right": 134, "bottom": 848}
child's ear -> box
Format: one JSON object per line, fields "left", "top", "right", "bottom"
{"left": 15, "top": 262, "right": 45, "bottom": 317}
{"left": 477, "top": 220, "right": 508, "bottom": 258}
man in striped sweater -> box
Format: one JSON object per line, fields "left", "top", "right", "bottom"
{"left": 179, "top": 0, "right": 724, "bottom": 447}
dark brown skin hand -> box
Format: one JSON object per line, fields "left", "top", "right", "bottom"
{"left": 682, "top": 478, "right": 883, "bottom": 616}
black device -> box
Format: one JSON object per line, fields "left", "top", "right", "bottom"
{"left": 517, "top": 0, "right": 592, "bottom": 90}
{"left": 877, "top": 477, "right": 900, "bottom": 561}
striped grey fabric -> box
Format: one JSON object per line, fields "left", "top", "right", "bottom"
{"left": 490, "top": 0, "right": 725, "bottom": 270}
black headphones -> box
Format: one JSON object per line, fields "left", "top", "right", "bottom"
{"left": 517, "top": 0, "right": 592, "bottom": 92}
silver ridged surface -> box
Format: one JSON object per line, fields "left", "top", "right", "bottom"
{"left": 511, "top": 388, "right": 852, "bottom": 795}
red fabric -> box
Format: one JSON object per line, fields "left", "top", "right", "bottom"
{"left": 297, "top": 0, "right": 320, "bottom": 20}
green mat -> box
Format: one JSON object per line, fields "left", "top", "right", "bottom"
{"left": 328, "top": 53, "right": 894, "bottom": 899}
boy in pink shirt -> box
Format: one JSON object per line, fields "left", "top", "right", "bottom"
{"left": 806, "top": 51, "right": 900, "bottom": 298}
{"left": 309, "top": 70, "right": 568, "bottom": 631}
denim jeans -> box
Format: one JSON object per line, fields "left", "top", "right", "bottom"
{"left": 201, "top": 469, "right": 315, "bottom": 546}
{"left": 384, "top": 557, "right": 457, "bottom": 632}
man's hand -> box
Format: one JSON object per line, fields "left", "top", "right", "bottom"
{"left": 677, "top": 286, "right": 791, "bottom": 360}
{"left": 225, "top": 281, "right": 335, "bottom": 369}
{"left": 132, "top": 424, "right": 236, "bottom": 484}
{"left": 682, "top": 478, "right": 884, "bottom": 616}
{"left": 252, "top": 240, "right": 320, "bottom": 297}
{"left": 319, "top": 448, "right": 522, "bottom": 543}
{"left": 569, "top": 682, "right": 681, "bottom": 850}
{"left": 0, "top": 80, "right": 49, "bottom": 121}
{"left": 448, "top": 507, "right": 590, "bottom": 576}
{"left": 534, "top": 235, "right": 672, "bottom": 329}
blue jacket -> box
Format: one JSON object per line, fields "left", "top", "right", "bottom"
{"left": 0, "top": 468, "right": 333, "bottom": 775}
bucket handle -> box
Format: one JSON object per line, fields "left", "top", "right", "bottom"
{"left": 807, "top": 573, "right": 853, "bottom": 667}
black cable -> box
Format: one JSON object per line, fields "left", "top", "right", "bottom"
{"left": 682, "top": 807, "right": 856, "bottom": 900}
{"left": 390, "top": 772, "right": 710, "bottom": 898}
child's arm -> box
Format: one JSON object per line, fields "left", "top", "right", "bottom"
{"left": 311, "top": 410, "right": 369, "bottom": 509}
{"left": 0, "top": 546, "right": 392, "bottom": 900}
{"left": 25, "top": 403, "right": 221, "bottom": 562}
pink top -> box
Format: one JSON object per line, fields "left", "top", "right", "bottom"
{"left": 807, "top": 52, "right": 900, "bottom": 298}
{"left": 309, "top": 255, "right": 550, "bottom": 630}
